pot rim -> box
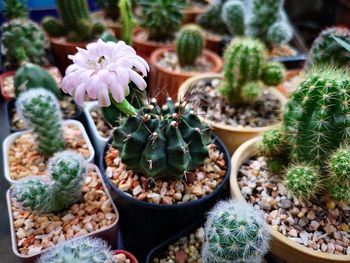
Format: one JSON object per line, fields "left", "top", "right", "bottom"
{"left": 50, "top": 36, "right": 88, "bottom": 48}
{"left": 132, "top": 28, "right": 174, "bottom": 49}
{"left": 114, "top": 249, "right": 139, "bottom": 263}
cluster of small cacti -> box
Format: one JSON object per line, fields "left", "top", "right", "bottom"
{"left": 3, "top": 0, "right": 28, "bottom": 20}
{"left": 176, "top": 24, "right": 204, "bottom": 67}
{"left": 42, "top": 0, "right": 105, "bottom": 42}
{"left": 16, "top": 89, "right": 65, "bottom": 156}
{"left": 220, "top": 38, "right": 285, "bottom": 105}
{"left": 202, "top": 199, "right": 271, "bottom": 263}
{"left": 112, "top": 97, "right": 211, "bottom": 180}
{"left": 12, "top": 151, "right": 84, "bottom": 213}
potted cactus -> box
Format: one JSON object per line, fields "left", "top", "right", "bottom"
{"left": 183, "top": 0, "right": 211, "bottom": 24}
{"left": 7, "top": 151, "right": 118, "bottom": 261}
{"left": 178, "top": 38, "right": 287, "bottom": 153}
{"left": 149, "top": 24, "right": 223, "bottom": 103}
{"left": 3, "top": 89, "right": 94, "bottom": 184}
{"left": 230, "top": 66, "right": 350, "bottom": 262}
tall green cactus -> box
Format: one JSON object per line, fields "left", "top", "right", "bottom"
{"left": 112, "top": 97, "right": 211, "bottom": 180}
{"left": 197, "top": 0, "right": 229, "bottom": 35}
{"left": 221, "top": 0, "right": 245, "bottom": 36}
{"left": 16, "top": 89, "right": 65, "bottom": 156}
{"left": 176, "top": 24, "right": 204, "bottom": 67}
{"left": 119, "top": 0, "right": 135, "bottom": 45}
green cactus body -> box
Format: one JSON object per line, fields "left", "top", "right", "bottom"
{"left": 3, "top": 0, "right": 29, "bottom": 20}
{"left": 14, "top": 64, "right": 61, "bottom": 98}
{"left": 267, "top": 21, "right": 293, "bottom": 45}
{"left": 197, "top": 1, "right": 229, "bottom": 35}
{"left": 41, "top": 16, "right": 65, "bottom": 37}
{"left": 112, "top": 98, "right": 211, "bottom": 180}
{"left": 261, "top": 62, "right": 286, "bottom": 86}
{"left": 202, "top": 200, "right": 270, "bottom": 263}
{"left": 119, "top": 0, "right": 135, "bottom": 45}
{"left": 221, "top": 0, "right": 245, "bottom": 36}
{"left": 12, "top": 151, "right": 84, "bottom": 213}
{"left": 16, "top": 89, "right": 65, "bottom": 156}
{"left": 176, "top": 24, "right": 204, "bottom": 67}
{"left": 258, "top": 128, "right": 286, "bottom": 157}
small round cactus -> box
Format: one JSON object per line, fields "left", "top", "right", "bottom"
{"left": 202, "top": 199, "right": 270, "bottom": 263}
{"left": 267, "top": 21, "right": 293, "bottom": 46}
{"left": 329, "top": 147, "right": 350, "bottom": 182}
{"left": 329, "top": 183, "right": 350, "bottom": 203}
{"left": 221, "top": 0, "right": 245, "bottom": 36}
{"left": 37, "top": 237, "right": 114, "bottom": 263}
{"left": 16, "top": 88, "right": 65, "bottom": 156}
{"left": 261, "top": 62, "right": 285, "bottom": 86}
{"left": 176, "top": 24, "right": 204, "bottom": 67}
{"left": 258, "top": 128, "right": 286, "bottom": 157}
{"left": 241, "top": 82, "right": 262, "bottom": 103}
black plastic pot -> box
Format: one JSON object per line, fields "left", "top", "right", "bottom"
{"left": 100, "top": 135, "right": 231, "bottom": 262}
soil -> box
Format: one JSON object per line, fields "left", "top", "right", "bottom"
{"left": 269, "top": 44, "right": 298, "bottom": 58}
{"left": 90, "top": 107, "right": 113, "bottom": 139}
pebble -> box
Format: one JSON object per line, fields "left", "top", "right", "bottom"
{"left": 90, "top": 108, "right": 113, "bottom": 138}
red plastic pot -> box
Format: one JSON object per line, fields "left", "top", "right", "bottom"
{"left": 114, "top": 250, "right": 139, "bottom": 263}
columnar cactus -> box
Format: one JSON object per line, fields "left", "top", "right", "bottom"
{"left": 202, "top": 199, "right": 271, "bottom": 263}
{"left": 220, "top": 38, "right": 285, "bottom": 105}
{"left": 42, "top": 0, "right": 105, "bottom": 42}
{"left": 3, "top": 0, "right": 28, "bottom": 20}
{"left": 112, "top": 97, "right": 211, "bottom": 180}
{"left": 37, "top": 237, "right": 114, "bottom": 263}
{"left": 139, "top": 0, "right": 185, "bottom": 41}
{"left": 16, "top": 89, "right": 65, "bottom": 156}
{"left": 176, "top": 24, "right": 204, "bottom": 67}
{"left": 119, "top": 0, "right": 135, "bottom": 45}
{"left": 308, "top": 27, "right": 350, "bottom": 68}
{"left": 12, "top": 151, "right": 84, "bottom": 213}
{"left": 221, "top": 0, "right": 245, "bottom": 36}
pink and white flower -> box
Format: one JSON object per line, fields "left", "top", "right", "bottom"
{"left": 61, "top": 39, "right": 149, "bottom": 107}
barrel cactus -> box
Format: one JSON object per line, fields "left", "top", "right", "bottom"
{"left": 202, "top": 199, "right": 270, "bottom": 263}
{"left": 221, "top": 0, "right": 245, "bottom": 36}
{"left": 176, "top": 24, "right": 204, "bottom": 67}
{"left": 112, "top": 97, "right": 211, "bottom": 180}
{"left": 12, "top": 151, "right": 84, "bottom": 213}
{"left": 16, "top": 88, "right": 65, "bottom": 156}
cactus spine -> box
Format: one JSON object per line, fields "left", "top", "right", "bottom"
{"left": 202, "top": 199, "right": 271, "bottom": 263}
{"left": 176, "top": 24, "right": 204, "bottom": 67}
{"left": 112, "top": 98, "right": 211, "bottom": 180}
{"left": 16, "top": 89, "right": 65, "bottom": 156}
{"left": 221, "top": 0, "right": 245, "bottom": 36}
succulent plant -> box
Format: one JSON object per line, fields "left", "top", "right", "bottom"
{"left": 112, "top": 97, "right": 211, "bottom": 180}
{"left": 119, "top": 0, "right": 136, "bottom": 45}
{"left": 221, "top": 0, "right": 245, "bottom": 36}
{"left": 308, "top": 27, "right": 350, "bottom": 68}
{"left": 202, "top": 199, "right": 271, "bottom": 263}
{"left": 219, "top": 38, "right": 285, "bottom": 105}
{"left": 1, "top": 19, "right": 48, "bottom": 69}
{"left": 42, "top": 0, "right": 105, "bottom": 42}
{"left": 12, "top": 151, "right": 84, "bottom": 213}
{"left": 139, "top": 0, "right": 185, "bottom": 41}
{"left": 96, "top": 0, "right": 120, "bottom": 21}
{"left": 176, "top": 24, "right": 204, "bottom": 67}
{"left": 16, "top": 88, "right": 65, "bottom": 156}
{"left": 258, "top": 128, "right": 286, "bottom": 158}
{"left": 266, "top": 20, "right": 293, "bottom": 46}
{"left": 3, "top": 0, "right": 28, "bottom": 20}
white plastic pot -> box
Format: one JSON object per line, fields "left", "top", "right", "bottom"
{"left": 3, "top": 119, "right": 95, "bottom": 184}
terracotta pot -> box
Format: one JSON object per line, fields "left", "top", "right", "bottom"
{"left": 205, "top": 34, "right": 222, "bottom": 54}
{"left": 230, "top": 137, "right": 350, "bottom": 263}
{"left": 178, "top": 73, "right": 287, "bottom": 154}
{"left": 277, "top": 69, "right": 302, "bottom": 97}
{"left": 183, "top": 7, "right": 207, "bottom": 24}
{"left": 149, "top": 47, "right": 223, "bottom": 104}
{"left": 91, "top": 11, "right": 122, "bottom": 39}
{"left": 114, "top": 250, "right": 139, "bottom": 263}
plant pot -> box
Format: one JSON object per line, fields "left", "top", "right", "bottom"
{"left": 149, "top": 47, "right": 223, "bottom": 104}
{"left": 183, "top": 6, "right": 207, "bottom": 24}
{"left": 91, "top": 11, "right": 122, "bottom": 39}
{"left": 99, "top": 135, "right": 231, "bottom": 261}
{"left": 3, "top": 119, "right": 95, "bottom": 184}
{"left": 0, "top": 65, "right": 62, "bottom": 101}
{"left": 270, "top": 53, "right": 307, "bottom": 70}
{"left": 114, "top": 250, "right": 139, "bottom": 263}
{"left": 276, "top": 69, "right": 302, "bottom": 97}
{"left": 7, "top": 163, "right": 119, "bottom": 263}
{"left": 178, "top": 73, "right": 287, "bottom": 154}
{"left": 230, "top": 137, "right": 350, "bottom": 263}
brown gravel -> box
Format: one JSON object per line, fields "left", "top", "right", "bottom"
{"left": 8, "top": 124, "right": 91, "bottom": 180}
{"left": 238, "top": 156, "right": 350, "bottom": 256}
{"left": 104, "top": 143, "right": 227, "bottom": 205}
{"left": 269, "top": 44, "right": 297, "bottom": 58}
{"left": 10, "top": 167, "right": 117, "bottom": 256}
{"left": 113, "top": 253, "right": 131, "bottom": 263}
{"left": 90, "top": 107, "right": 113, "bottom": 138}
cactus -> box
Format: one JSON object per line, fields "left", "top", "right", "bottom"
{"left": 267, "top": 21, "right": 293, "bottom": 46}
{"left": 219, "top": 38, "right": 285, "bottom": 105}
{"left": 112, "top": 97, "right": 211, "bottom": 180}
{"left": 41, "top": 0, "right": 105, "bottom": 42}
{"left": 119, "top": 0, "right": 135, "bottom": 45}
{"left": 261, "top": 62, "right": 286, "bottom": 86}
{"left": 308, "top": 27, "right": 350, "bottom": 68}
{"left": 197, "top": 0, "right": 229, "bottom": 35}
{"left": 1, "top": 19, "right": 48, "bottom": 69}
{"left": 258, "top": 128, "right": 286, "bottom": 157}
{"left": 96, "top": 0, "right": 120, "bottom": 21}
{"left": 176, "top": 24, "right": 204, "bottom": 67}
{"left": 202, "top": 199, "right": 270, "bottom": 263}
{"left": 3, "top": 0, "right": 28, "bottom": 20}
{"left": 16, "top": 89, "right": 65, "bottom": 156}
{"left": 221, "top": 0, "right": 245, "bottom": 36}
{"left": 14, "top": 63, "right": 61, "bottom": 98}
{"left": 12, "top": 151, "right": 84, "bottom": 213}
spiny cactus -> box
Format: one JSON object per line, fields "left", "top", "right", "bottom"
{"left": 220, "top": 38, "right": 285, "bottom": 105}
{"left": 42, "top": 0, "right": 105, "bottom": 42}
{"left": 96, "top": 0, "right": 120, "bottom": 21}
{"left": 119, "top": 0, "right": 135, "bottom": 45}
{"left": 139, "top": 0, "right": 184, "bottom": 41}
{"left": 16, "top": 88, "right": 65, "bottom": 156}
{"left": 197, "top": 0, "right": 229, "bottom": 35}
{"left": 258, "top": 128, "right": 286, "bottom": 158}
{"left": 1, "top": 19, "right": 48, "bottom": 69}
{"left": 308, "top": 27, "right": 350, "bottom": 68}
{"left": 202, "top": 199, "right": 270, "bottom": 263}
{"left": 221, "top": 0, "right": 245, "bottom": 36}
{"left": 267, "top": 21, "right": 293, "bottom": 46}
{"left": 3, "top": 0, "right": 28, "bottom": 20}
{"left": 176, "top": 24, "right": 204, "bottom": 67}
{"left": 112, "top": 97, "right": 211, "bottom": 180}
{"left": 12, "top": 151, "right": 84, "bottom": 213}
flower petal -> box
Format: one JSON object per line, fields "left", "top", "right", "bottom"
{"left": 129, "top": 70, "right": 147, "bottom": 90}
{"left": 98, "top": 85, "right": 111, "bottom": 107}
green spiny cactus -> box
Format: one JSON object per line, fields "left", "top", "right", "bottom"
{"left": 139, "top": 0, "right": 184, "bottom": 41}
{"left": 221, "top": 0, "right": 245, "bottom": 36}
{"left": 267, "top": 21, "right": 293, "bottom": 46}
{"left": 261, "top": 62, "right": 286, "bottom": 86}
{"left": 329, "top": 183, "right": 350, "bottom": 203}
{"left": 3, "top": 0, "right": 28, "bottom": 20}
{"left": 14, "top": 63, "right": 61, "bottom": 98}
{"left": 41, "top": 17, "right": 65, "bottom": 37}
{"left": 112, "top": 97, "right": 211, "bottom": 180}
{"left": 119, "top": 0, "right": 135, "bottom": 45}
{"left": 12, "top": 151, "right": 84, "bottom": 213}
{"left": 176, "top": 24, "right": 204, "bottom": 67}
{"left": 202, "top": 199, "right": 270, "bottom": 263}
{"left": 16, "top": 88, "right": 65, "bottom": 156}
{"left": 308, "top": 27, "right": 350, "bottom": 68}
{"left": 1, "top": 19, "right": 48, "bottom": 69}
{"left": 96, "top": 0, "right": 120, "bottom": 21}
{"left": 258, "top": 128, "right": 286, "bottom": 157}
{"left": 197, "top": 0, "right": 229, "bottom": 35}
